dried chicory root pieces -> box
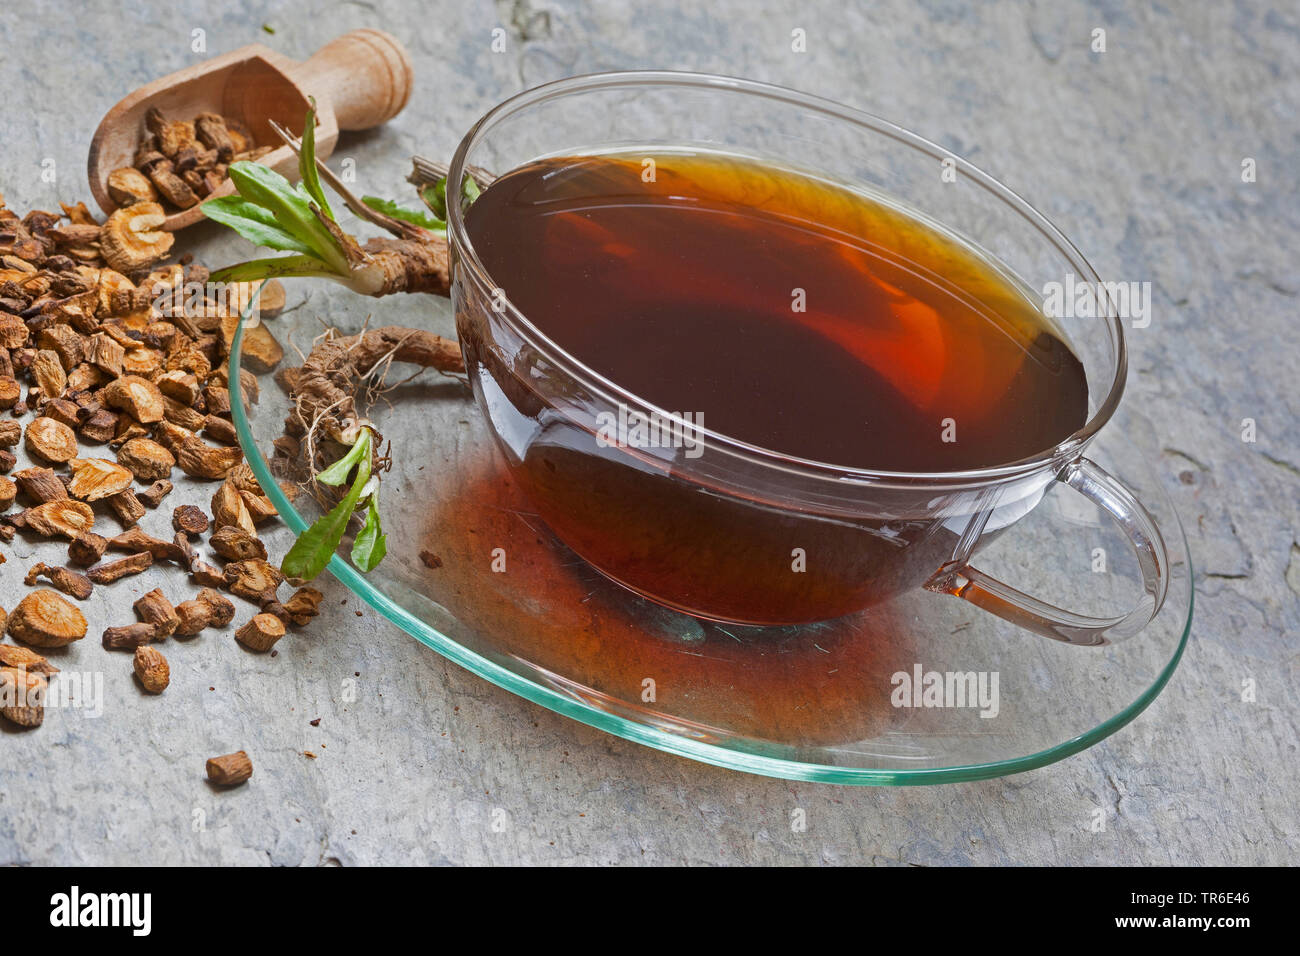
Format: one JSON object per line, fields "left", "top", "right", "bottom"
{"left": 0, "top": 159, "right": 336, "bottom": 777}
{"left": 134, "top": 588, "right": 180, "bottom": 638}
{"left": 172, "top": 503, "right": 209, "bottom": 536}
{"left": 87, "top": 550, "right": 154, "bottom": 585}
{"left": 206, "top": 750, "right": 253, "bottom": 786}
{"left": 2, "top": 196, "right": 301, "bottom": 589}
{"left": 0, "top": 644, "right": 59, "bottom": 675}
{"left": 210, "top": 524, "right": 266, "bottom": 561}
{"left": 6, "top": 589, "right": 87, "bottom": 647}
{"left": 235, "top": 613, "right": 285, "bottom": 653}
{"left": 174, "top": 588, "right": 236, "bottom": 637}
{"left": 67, "top": 457, "right": 133, "bottom": 500}
{"left": 100, "top": 204, "right": 173, "bottom": 273}
{"left": 23, "top": 562, "right": 93, "bottom": 600}
{"left": 100, "top": 622, "right": 155, "bottom": 651}
{"left": 68, "top": 531, "right": 109, "bottom": 566}
{"left": 197, "top": 587, "right": 235, "bottom": 627}
{"left": 137, "top": 479, "right": 173, "bottom": 508}
{"left": 23, "top": 499, "right": 95, "bottom": 538}
{"left": 108, "top": 108, "right": 269, "bottom": 215}
{"left": 263, "top": 586, "right": 324, "bottom": 627}
{"left": 133, "top": 645, "right": 170, "bottom": 694}
{"left": 0, "top": 666, "right": 46, "bottom": 728}
{"left": 224, "top": 559, "right": 284, "bottom": 605}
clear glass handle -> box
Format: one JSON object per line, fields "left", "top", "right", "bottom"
{"left": 928, "top": 457, "right": 1170, "bottom": 646}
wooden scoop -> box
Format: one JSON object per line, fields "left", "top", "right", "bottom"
{"left": 87, "top": 29, "right": 413, "bottom": 231}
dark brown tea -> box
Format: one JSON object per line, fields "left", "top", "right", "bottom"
{"left": 457, "top": 151, "right": 1089, "bottom": 624}
{"left": 464, "top": 152, "right": 1087, "bottom": 472}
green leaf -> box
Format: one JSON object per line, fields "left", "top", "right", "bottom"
{"left": 461, "top": 176, "right": 481, "bottom": 206}
{"left": 314, "top": 429, "right": 371, "bottom": 486}
{"left": 299, "top": 98, "right": 335, "bottom": 222}
{"left": 201, "top": 196, "right": 316, "bottom": 254}
{"left": 226, "top": 160, "right": 303, "bottom": 212}
{"left": 420, "top": 179, "right": 448, "bottom": 221}
{"left": 280, "top": 431, "right": 373, "bottom": 580}
{"left": 227, "top": 161, "right": 348, "bottom": 272}
{"left": 210, "top": 254, "right": 343, "bottom": 284}
{"left": 350, "top": 495, "right": 387, "bottom": 572}
{"left": 361, "top": 195, "right": 445, "bottom": 233}
{"left": 419, "top": 174, "right": 478, "bottom": 224}
{"left": 280, "top": 479, "right": 366, "bottom": 580}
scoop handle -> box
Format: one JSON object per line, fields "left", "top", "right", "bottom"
{"left": 288, "top": 29, "right": 414, "bottom": 130}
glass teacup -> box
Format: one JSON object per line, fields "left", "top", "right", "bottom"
{"left": 446, "top": 71, "right": 1168, "bottom": 645}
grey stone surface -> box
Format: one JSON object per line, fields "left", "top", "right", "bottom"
{"left": 0, "top": 0, "right": 1297, "bottom": 865}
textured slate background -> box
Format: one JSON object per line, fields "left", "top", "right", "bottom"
{"left": 0, "top": 0, "right": 1296, "bottom": 864}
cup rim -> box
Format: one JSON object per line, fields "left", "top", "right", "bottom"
{"left": 446, "top": 69, "right": 1127, "bottom": 484}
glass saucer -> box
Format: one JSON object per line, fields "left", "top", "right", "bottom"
{"left": 230, "top": 309, "right": 1192, "bottom": 785}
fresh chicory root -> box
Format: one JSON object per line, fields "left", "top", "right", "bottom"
{"left": 280, "top": 325, "right": 464, "bottom": 484}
